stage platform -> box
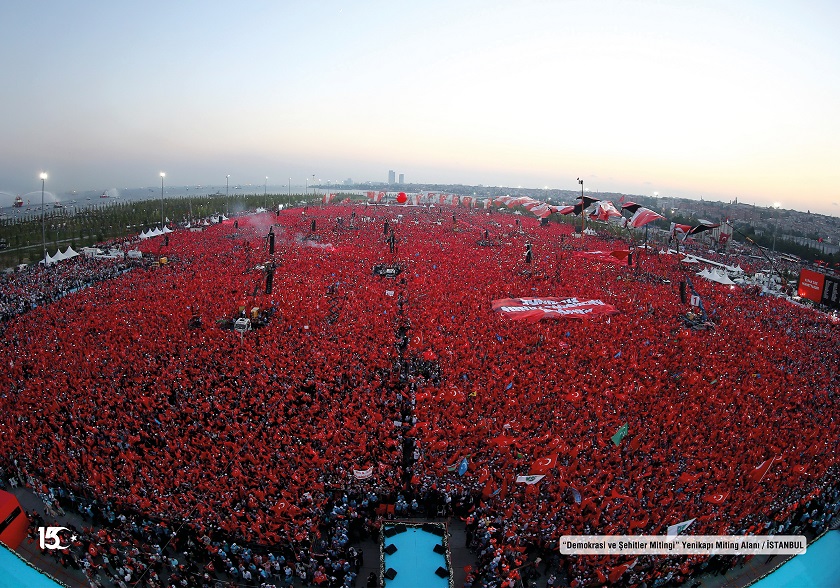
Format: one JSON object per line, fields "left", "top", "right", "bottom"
{"left": 750, "top": 530, "right": 840, "bottom": 588}
{"left": 0, "top": 544, "right": 65, "bottom": 588}
{"left": 383, "top": 522, "right": 452, "bottom": 588}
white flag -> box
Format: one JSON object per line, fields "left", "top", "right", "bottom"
{"left": 515, "top": 475, "right": 545, "bottom": 485}
{"left": 667, "top": 518, "right": 696, "bottom": 537}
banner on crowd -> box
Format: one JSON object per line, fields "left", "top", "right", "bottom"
{"left": 491, "top": 297, "right": 619, "bottom": 322}
{"left": 362, "top": 191, "right": 491, "bottom": 209}
{"left": 353, "top": 466, "right": 374, "bottom": 479}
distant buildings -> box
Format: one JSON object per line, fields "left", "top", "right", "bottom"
{"left": 387, "top": 170, "right": 405, "bottom": 184}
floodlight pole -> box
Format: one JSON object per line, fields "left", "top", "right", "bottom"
{"left": 577, "top": 178, "right": 585, "bottom": 236}
{"left": 160, "top": 172, "right": 165, "bottom": 228}
{"left": 40, "top": 172, "right": 48, "bottom": 262}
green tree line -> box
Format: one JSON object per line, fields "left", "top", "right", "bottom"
{"left": 0, "top": 193, "right": 310, "bottom": 269}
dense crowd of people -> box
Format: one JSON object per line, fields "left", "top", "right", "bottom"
{"left": 1, "top": 204, "right": 838, "bottom": 587}
{"left": 0, "top": 246, "right": 143, "bottom": 323}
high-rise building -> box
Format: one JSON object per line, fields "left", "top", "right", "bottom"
{"left": 388, "top": 170, "right": 396, "bottom": 184}
{"left": 398, "top": 173, "right": 404, "bottom": 184}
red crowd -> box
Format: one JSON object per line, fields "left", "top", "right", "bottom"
{"left": 1, "top": 204, "right": 838, "bottom": 587}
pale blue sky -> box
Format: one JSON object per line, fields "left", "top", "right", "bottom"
{"left": 2, "top": 0, "right": 839, "bottom": 214}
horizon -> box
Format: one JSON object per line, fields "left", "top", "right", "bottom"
{"left": 3, "top": 182, "right": 836, "bottom": 221}
{"left": 2, "top": 1, "right": 839, "bottom": 217}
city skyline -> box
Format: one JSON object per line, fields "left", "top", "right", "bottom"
{"left": 2, "top": 1, "right": 839, "bottom": 216}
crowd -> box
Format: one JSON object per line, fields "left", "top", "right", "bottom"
{"left": 0, "top": 204, "right": 838, "bottom": 587}
{"left": 0, "top": 247, "right": 143, "bottom": 323}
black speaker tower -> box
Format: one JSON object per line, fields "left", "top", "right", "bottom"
{"left": 266, "top": 267, "right": 275, "bottom": 295}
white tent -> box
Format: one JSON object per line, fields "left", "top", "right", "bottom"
{"left": 140, "top": 227, "right": 165, "bottom": 240}
{"left": 42, "top": 246, "right": 80, "bottom": 265}
{"left": 715, "top": 269, "right": 735, "bottom": 285}
{"left": 697, "top": 268, "right": 735, "bottom": 285}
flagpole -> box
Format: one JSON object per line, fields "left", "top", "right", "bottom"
{"left": 757, "top": 456, "right": 776, "bottom": 484}
{"left": 728, "top": 225, "right": 787, "bottom": 287}
{"left": 623, "top": 224, "right": 638, "bottom": 267}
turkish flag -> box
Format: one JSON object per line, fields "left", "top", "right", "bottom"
{"left": 489, "top": 435, "right": 516, "bottom": 447}
{"left": 703, "top": 491, "right": 729, "bottom": 505}
{"left": 747, "top": 456, "right": 778, "bottom": 483}
{"left": 609, "top": 564, "right": 630, "bottom": 584}
{"left": 626, "top": 207, "right": 665, "bottom": 228}
{"left": 564, "top": 389, "right": 582, "bottom": 403}
{"left": 678, "top": 472, "right": 702, "bottom": 484}
{"left": 530, "top": 454, "right": 558, "bottom": 475}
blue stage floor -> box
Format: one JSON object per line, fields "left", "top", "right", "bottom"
{"left": 384, "top": 526, "right": 450, "bottom": 588}
{"left": 0, "top": 544, "right": 64, "bottom": 588}
{"left": 751, "top": 531, "right": 840, "bottom": 588}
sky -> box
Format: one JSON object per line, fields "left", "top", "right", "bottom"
{"left": 2, "top": 0, "right": 839, "bottom": 215}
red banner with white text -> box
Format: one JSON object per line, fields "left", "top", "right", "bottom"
{"left": 491, "top": 297, "right": 619, "bottom": 322}
{"left": 797, "top": 269, "right": 825, "bottom": 303}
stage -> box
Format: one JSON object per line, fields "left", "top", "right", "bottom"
{"left": 382, "top": 522, "right": 452, "bottom": 588}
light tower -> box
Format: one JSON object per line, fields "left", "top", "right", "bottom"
{"left": 40, "top": 172, "right": 48, "bottom": 262}
{"left": 160, "top": 172, "right": 166, "bottom": 227}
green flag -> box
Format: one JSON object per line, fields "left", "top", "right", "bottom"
{"left": 611, "top": 423, "right": 629, "bottom": 446}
